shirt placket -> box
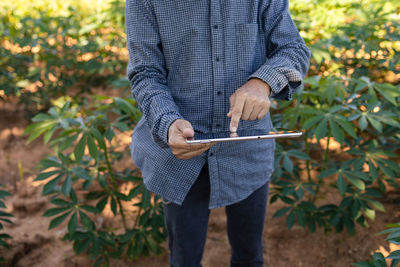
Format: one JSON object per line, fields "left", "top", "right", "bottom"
{"left": 208, "top": 0, "right": 224, "bottom": 208}
{"left": 210, "top": 0, "right": 225, "bottom": 132}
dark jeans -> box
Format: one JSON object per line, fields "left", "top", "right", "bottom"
{"left": 163, "top": 163, "right": 270, "bottom": 267}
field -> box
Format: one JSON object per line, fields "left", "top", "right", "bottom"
{"left": 0, "top": 0, "right": 399, "bottom": 266}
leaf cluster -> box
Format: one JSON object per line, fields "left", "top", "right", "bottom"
{"left": 354, "top": 222, "right": 400, "bottom": 267}
{"left": 24, "top": 96, "right": 165, "bottom": 265}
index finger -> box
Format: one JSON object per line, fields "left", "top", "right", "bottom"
{"left": 229, "top": 96, "right": 246, "bottom": 132}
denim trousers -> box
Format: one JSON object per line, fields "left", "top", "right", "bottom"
{"left": 163, "top": 163, "right": 270, "bottom": 267}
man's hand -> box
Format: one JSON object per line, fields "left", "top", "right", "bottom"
{"left": 227, "top": 78, "right": 271, "bottom": 133}
{"left": 168, "top": 119, "right": 214, "bottom": 160}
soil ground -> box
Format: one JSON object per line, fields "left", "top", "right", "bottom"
{"left": 0, "top": 96, "right": 399, "bottom": 267}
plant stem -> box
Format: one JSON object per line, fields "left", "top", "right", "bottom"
{"left": 103, "top": 143, "right": 127, "bottom": 230}
{"left": 134, "top": 204, "right": 143, "bottom": 228}
{"left": 323, "top": 133, "right": 331, "bottom": 169}
{"left": 304, "top": 133, "right": 312, "bottom": 183}
{"left": 304, "top": 133, "right": 314, "bottom": 203}
{"left": 312, "top": 132, "right": 331, "bottom": 203}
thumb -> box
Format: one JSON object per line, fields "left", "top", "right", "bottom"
{"left": 176, "top": 120, "right": 194, "bottom": 138}
{"left": 182, "top": 127, "right": 194, "bottom": 138}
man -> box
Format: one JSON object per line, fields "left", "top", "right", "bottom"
{"left": 125, "top": 0, "right": 310, "bottom": 266}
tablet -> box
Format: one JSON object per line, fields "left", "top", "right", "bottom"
{"left": 185, "top": 129, "right": 303, "bottom": 144}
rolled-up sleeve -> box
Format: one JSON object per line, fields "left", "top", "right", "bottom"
{"left": 248, "top": 0, "right": 311, "bottom": 101}
{"left": 125, "top": 0, "right": 183, "bottom": 148}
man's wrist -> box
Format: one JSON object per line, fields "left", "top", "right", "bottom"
{"left": 249, "top": 77, "right": 271, "bottom": 96}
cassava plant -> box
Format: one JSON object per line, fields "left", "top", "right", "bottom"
{"left": 354, "top": 222, "right": 400, "bottom": 267}
{"left": 269, "top": 75, "right": 399, "bottom": 235}
{"left": 267, "top": 0, "right": 400, "bottom": 235}
{"left": 0, "top": 3, "right": 128, "bottom": 116}
{"left": 24, "top": 96, "right": 166, "bottom": 266}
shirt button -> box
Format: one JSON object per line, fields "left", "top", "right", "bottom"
{"left": 217, "top": 91, "right": 222, "bottom": 95}
{"left": 213, "top": 25, "right": 218, "bottom": 29}
{"left": 209, "top": 152, "right": 214, "bottom": 157}
{"left": 216, "top": 57, "right": 220, "bottom": 62}
{"left": 216, "top": 124, "right": 221, "bottom": 128}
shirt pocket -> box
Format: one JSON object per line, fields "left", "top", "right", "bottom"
{"left": 235, "top": 23, "right": 260, "bottom": 73}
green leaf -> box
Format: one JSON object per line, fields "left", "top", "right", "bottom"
{"left": 68, "top": 212, "right": 78, "bottom": 234}
{"left": 286, "top": 210, "right": 295, "bottom": 229}
{"left": 43, "top": 127, "right": 57, "bottom": 144}
{"left": 26, "top": 121, "right": 57, "bottom": 144}
{"left": 145, "top": 235, "right": 158, "bottom": 254}
{"left": 70, "top": 189, "right": 78, "bottom": 204}
{"left": 374, "top": 83, "right": 399, "bottom": 106}
{"left": 303, "top": 115, "right": 324, "bottom": 129}
{"left": 372, "top": 252, "right": 387, "bottom": 267}
{"left": 359, "top": 115, "right": 368, "bottom": 131}
{"left": 337, "top": 174, "right": 346, "bottom": 196}
{"left": 364, "top": 199, "right": 385, "bottom": 212}
{"left": 74, "top": 133, "right": 86, "bottom": 163}
{"left": 58, "top": 152, "right": 70, "bottom": 167}
{"left": 287, "top": 150, "right": 310, "bottom": 160}
{"left": 295, "top": 209, "right": 306, "bottom": 227}
{"left": 273, "top": 207, "right": 291, "bottom": 218}
{"left": 43, "top": 207, "right": 71, "bottom": 217}
{"left": 335, "top": 117, "right": 357, "bottom": 138}
{"left": 80, "top": 205, "right": 99, "bottom": 214}
{"left": 0, "top": 190, "right": 11, "bottom": 199}
{"left": 368, "top": 161, "right": 378, "bottom": 181}
{"left": 315, "top": 118, "right": 328, "bottom": 141}
{"left": 39, "top": 157, "right": 62, "bottom": 169}
{"left": 318, "top": 168, "right": 337, "bottom": 179}
{"left": 375, "top": 160, "right": 395, "bottom": 179}
{"left": 90, "top": 127, "right": 106, "bottom": 150}
{"left": 344, "top": 172, "right": 366, "bottom": 191}
{"left": 36, "top": 170, "right": 60, "bottom": 181}
{"left": 87, "top": 134, "right": 98, "bottom": 159}
{"left": 344, "top": 215, "right": 355, "bottom": 236}
{"left": 42, "top": 174, "right": 63, "bottom": 195}
{"left": 79, "top": 210, "right": 95, "bottom": 230}
{"left": 367, "top": 116, "right": 383, "bottom": 133}
{"left": 364, "top": 208, "right": 375, "bottom": 220}
{"left": 114, "top": 122, "right": 129, "bottom": 132}
{"left": 96, "top": 197, "right": 108, "bottom": 212}
{"left": 114, "top": 97, "right": 137, "bottom": 115}
{"left": 283, "top": 155, "right": 293, "bottom": 173}
{"left": 387, "top": 231, "right": 400, "bottom": 240}
{"left": 61, "top": 173, "right": 72, "bottom": 196}
{"left": 31, "top": 113, "right": 53, "bottom": 122}
{"left": 71, "top": 167, "right": 92, "bottom": 180}
{"left": 391, "top": 259, "right": 400, "bottom": 267}
{"left": 105, "top": 127, "right": 115, "bottom": 141}
{"left": 24, "top": 123, "right": 42, "bottom": 135}
{"left": 381, "top": 116, "right": 400, "bottom": 129}
{"left": 49, "top": 211, "right": 71, "bottom": 229}
{"left": 110, "top": 197, "right": 117, "bottom": 215}
{"left": 74, "top": 238, "right": 91, "bottom": 254}
{"left": 329, "top": 118, "right": 344, "bottom": 144}
{"left": 128, "top": 184, "right": 144, "bottom": 199}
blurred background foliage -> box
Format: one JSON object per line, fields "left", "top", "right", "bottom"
{"left": 1, "top": 0, "right": 399, "bottom": 266}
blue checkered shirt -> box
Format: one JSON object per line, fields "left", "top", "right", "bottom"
{"left": 126, "top": 0, "right": 310, "bottom": 209}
